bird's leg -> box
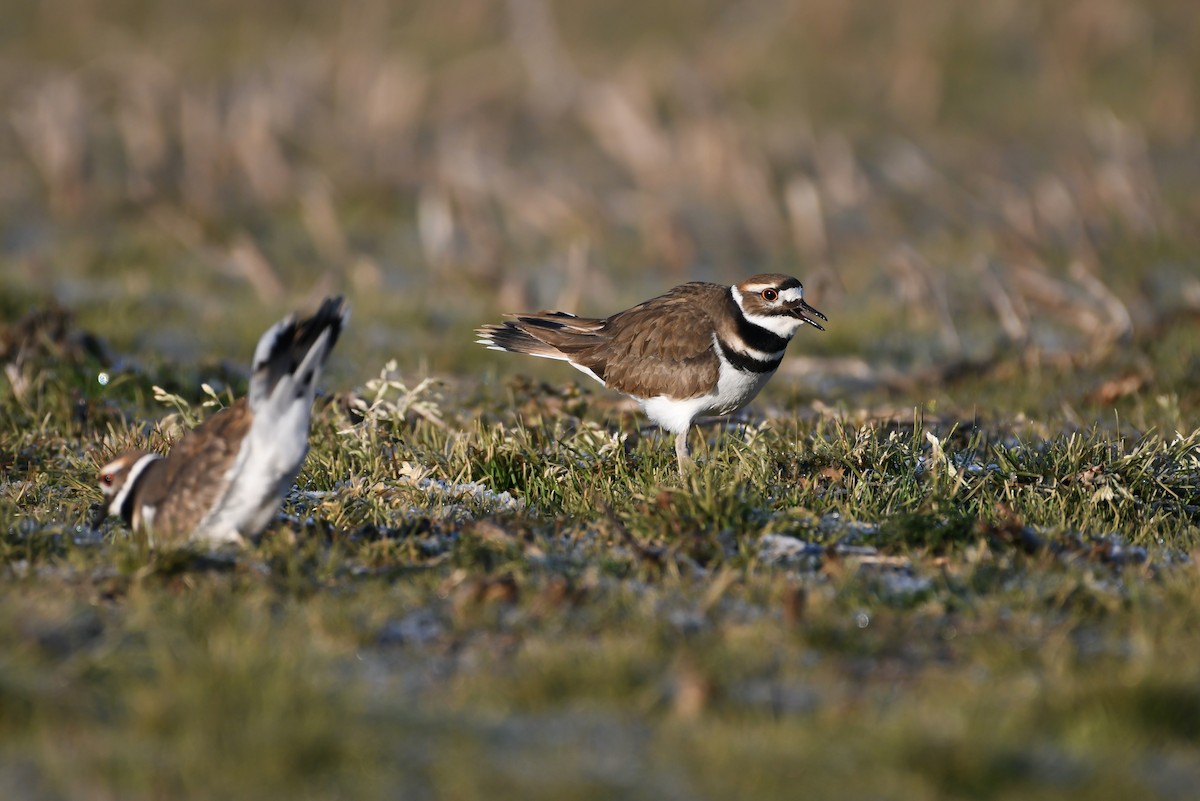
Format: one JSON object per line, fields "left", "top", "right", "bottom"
{"left": 674, "top": 429, "right": 693, "bottom": 474}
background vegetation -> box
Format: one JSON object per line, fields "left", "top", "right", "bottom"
{"left": 2, "top": 0, "right": 1199, "bottom": 798}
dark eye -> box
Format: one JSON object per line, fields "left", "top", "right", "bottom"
{"left": 761, "top": 289, "right": 778, "bottom": 301}
{"left": 102, "top": 474, "right": 113, "bottom": 486}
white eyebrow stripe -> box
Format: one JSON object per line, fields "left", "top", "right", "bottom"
{"left": 99, "top": 458, "right": 128, "bottom": 483}
{"left": 737, "top": 284, "right": 804, "bottom": 298}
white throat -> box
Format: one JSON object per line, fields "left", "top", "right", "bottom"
{"left": 729, "top": 285, "right": 806, "bottom": 339}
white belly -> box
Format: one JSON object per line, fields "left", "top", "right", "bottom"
{"left": 639, "top": 361, "right": 776, "bottom": 434}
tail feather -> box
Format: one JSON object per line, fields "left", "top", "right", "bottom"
{"left": 476, "top": 322, "right": 570, "bottom": 360}
{"left": 476, "top": 311, "right": 612, "bottom": 386}
{"left": 250, "top": 296, "right": 348, "bottom": 410}
{"left": 511, "top": 311, "right": 606, "bottom": 334}
{"left": 476, "top": 311, "right": 607, "bottom": 355}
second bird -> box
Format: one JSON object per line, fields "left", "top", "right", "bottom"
{"left": 96, "top": 296, "right": 347, "bottom": 547}
{"left": 477, "top": 274, "right": 826, "bottom": 472}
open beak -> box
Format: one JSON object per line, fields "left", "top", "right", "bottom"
{"left": 788, "top": 298, "right": 828, "bottom": 331}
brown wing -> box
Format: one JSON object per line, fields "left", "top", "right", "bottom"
{"left": 148, "top": 399, "right": 253, "bottom": 538}
{"left": 578, "top": 282, "right": 724, "bottom": 400}
{"left": 481, "top": 282, "right": 726, "bottom": 400}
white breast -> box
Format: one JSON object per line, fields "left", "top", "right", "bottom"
{"left": 637, "top": 334, "right": 777, "bottom": 434}
{"left": 712, "top": 352, "right": 776, "bottom": 413}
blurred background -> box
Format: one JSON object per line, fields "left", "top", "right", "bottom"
{"left": 2, "top": 0, "right": 1198, "bottom": 415}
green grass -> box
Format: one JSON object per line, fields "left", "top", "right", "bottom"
{"left": 3, "top": 0, "right": 1200, "bottom": 798}
{"left": 3, "top": 330, "right": 1199, "bottom": 799}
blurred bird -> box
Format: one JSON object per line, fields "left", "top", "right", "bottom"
{"left": 95, "top": 296, "right": 347, "bottom": 547}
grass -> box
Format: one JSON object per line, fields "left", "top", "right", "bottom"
{"left": 3, "top": 0, "right": 1200, "bottom": 798}
{"left": 3, "top": 329, "right": 1199, "bottom": 799}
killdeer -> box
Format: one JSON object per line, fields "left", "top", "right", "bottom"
{"left": 477, "top": 274, "right": 826, "bottom": 471}
{"left": 95, "top": 296, "right": 348, "bottom": 547}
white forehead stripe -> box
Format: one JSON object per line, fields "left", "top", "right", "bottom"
{"left": 108, "top": 453, "right": 162, "bottom": 513}
{"left": 778, "top": 286, "right": 804, "bottom": 303}
{"left": 735, "top": 283, "right": 804, "bottom": 298}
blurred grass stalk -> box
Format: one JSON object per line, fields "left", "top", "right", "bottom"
{"left": 0, "top": 0, "right": 1197, "bottom": 372}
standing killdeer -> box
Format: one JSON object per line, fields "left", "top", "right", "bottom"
{"left": 95, "top": 296, "right": 348, "bottom": 547}
{"left": 477, "top": 274, "right": 826, "bottom": 471}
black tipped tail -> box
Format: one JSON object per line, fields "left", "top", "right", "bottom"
{"left": 251, "top": 296, "right": 348, "bottom": 408}
{"left": 294, "top": 296, "right": 347, "bottom": 358}
{"left": 476, "top": 322, "right": 566, "bottom": 360}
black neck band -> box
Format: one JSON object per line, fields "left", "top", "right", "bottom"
{"left": 725, "top": 291, "right": 791, "bottom": 353}
{"left": 118, "top": 481, "right": 139, "bottom": 527}
{"left": 716, "top": 337, "right": 783, "bottom": 373}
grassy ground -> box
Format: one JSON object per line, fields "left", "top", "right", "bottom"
{"left": 3, "top": 0, "right": 1200, "bottom": 798}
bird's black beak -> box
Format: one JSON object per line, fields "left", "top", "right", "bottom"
{"left": 89, "top": 502, "right": 109, "bottom": 530}
{"left": 788, "top": 298, "right": 828, "bottom": 331}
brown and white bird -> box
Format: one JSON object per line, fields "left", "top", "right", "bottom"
{"left": 95, "top": 296, "right": 347, "bottom": 547}
{"left": 476, "top": 274, "right": 826, "bottom": 471}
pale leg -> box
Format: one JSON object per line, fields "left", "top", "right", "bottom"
{"left": 674, "top": 429, "right": 693, "bottom": 473}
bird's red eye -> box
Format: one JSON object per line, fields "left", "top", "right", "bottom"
{"left": 762, "top": 289, "right": 778, "bottom": 301}
{"left": 102, "top": 474, "right": 113, "bottom": 486}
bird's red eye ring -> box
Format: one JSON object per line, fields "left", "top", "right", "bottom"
{"left": 102, "top": 474, "right": 113, "bottom": 486}
{"left": 761, "top": 289, "right": 778, "bottom": 301}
